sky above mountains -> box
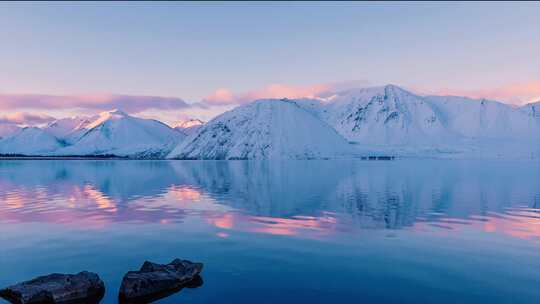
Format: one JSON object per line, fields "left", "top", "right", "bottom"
{"left": 0, "top": 1, "right": 539, "bottom": 125}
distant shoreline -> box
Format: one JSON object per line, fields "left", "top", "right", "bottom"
{"left": 0, "top": 156, "right": 131, "bottom": 160}
{"left": 0, "top": 155, "right": 397, "bottom": 161}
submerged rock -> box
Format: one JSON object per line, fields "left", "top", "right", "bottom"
{"left": 119, "top": 258, "right": 203, "bottom": 303}
{"left": 0, "top": 271, "right": 105, "bottom": 304}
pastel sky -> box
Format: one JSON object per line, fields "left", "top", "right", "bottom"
{"left": 0, "top": 1, "right": 539, "bottom": 125}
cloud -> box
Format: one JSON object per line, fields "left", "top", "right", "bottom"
{"left": 203, "top": 88, "right": 237, "bottom": 105}
{"left": 202, "top": 80, "right": 373, "bottom": 105}
{"left": 0, "top": 112, "right": 56, "bottom": 125}
{"left": 206, "top": 80, "right": 540, "bottom": 106}
{"left": 137, "top": 102, "right": 235, "bottom": 127}
{"left": 203, "top": 84, "right": 327, "bottom": 105}
{"left": 415, "top": 80, "right": 540, "bottom": 105}
{"left": 0, "top": 93, "right": 191, "bottom": 113}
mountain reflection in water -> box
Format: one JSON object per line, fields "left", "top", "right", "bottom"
{"left": 0, "top": 160, "right": 538, "bottom": 243}
{"left": 1, "top": 159, "right": 540, "bottom": 304}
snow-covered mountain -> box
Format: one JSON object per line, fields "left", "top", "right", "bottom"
{"left": 55, "top": 109, "right": 184, "bottom": 158}
{"left": 174, "top": 118, "right": 204, "bottom": 136}
{"left": 306, "top": 85, "right": 453, "bottom": 145}
{"left": 291, "top": 84, "right": 539, "bottom": 158}
{"left": 425, "top": 95, "right": 537, "bottom": 139}
{"left": 0, "top": 127, "right": 64, "bottom": 155}
{"left": 1, "top": 85, "right": 538, "bottom": 159}
{"left": 168, "top": 99, "right": 354, "bottom": 159}
{"left": 44, "top": 115, "right": 98, "bottom": 144}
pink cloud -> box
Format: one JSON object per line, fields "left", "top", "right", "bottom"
{"left": 205, "top": 80, "right": 540, "bottom": 106}
{"left": 416, "top": 80, "right": 540, "bottom": 105}
{"left": 202, "top": 80, "right": 374, "bottom": 105}
{"left": 0, "top": 93, "right": 191, "bottom": 113}
{"left": 0, "top": 112, "right": 56, "bottom": 125}
{"left": 204, "top": 88, "right": 236, "bottom": 105}
{"left": 203, "top": 83, "right": 332, "bottom": 105}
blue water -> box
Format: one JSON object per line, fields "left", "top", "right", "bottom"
{"left": 0, "top": 160, "right": 539, "bottom": 303}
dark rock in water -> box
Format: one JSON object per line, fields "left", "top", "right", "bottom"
{"left": 120, "top": 274, "right": 203, "bottom": 304}
{"left": 0, "top": 271, "right": 105, "bottom": 304}
{"left": 119, "top": 258, "right": 203, "bottom": 303}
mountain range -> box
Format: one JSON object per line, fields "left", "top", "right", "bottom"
{"left": 0, "top": 85, "right": 538, "bottom": 159}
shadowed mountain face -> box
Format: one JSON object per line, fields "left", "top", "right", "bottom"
{"left": 317, "top": 85, "right": 449, "bottom": 145}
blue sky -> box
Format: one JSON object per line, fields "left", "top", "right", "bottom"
{"left": 0, "top": 1, "right": 539, "bottom": 123}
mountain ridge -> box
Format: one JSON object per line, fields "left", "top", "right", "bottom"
{"left": 1, "top": 85, "right": 538, "bottom": 159}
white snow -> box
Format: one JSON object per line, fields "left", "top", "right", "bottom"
{"left": 425, "top": 95, "right": 537, "bottom": 139}
{"left": 0, "top": 127, "right": 64, "bottom": 155}
{"left": 1, "top": 85, "right": 538, "bottom": 160}
{"left": 296, "top": 85, "right": 540, "bottom": 159}
{"left": 54, "top": 109, "right": 184, "bottom": 158}
{"left": 0, "top": 124, "right": 21, "bottom": 140}
{"left": 307, "top": 85, "right": 453, "bottom": 145}
{"left": 174, "top": 118, "right": 204, "bottom": 136}
{"left": 520, "top": 101, "right": 540, "bottom": 121}
{"left": 44, "top": 115, "right": 98, "bottom": 144}
{"left": 168, "top": 99, "right": 354, "bottom": 160}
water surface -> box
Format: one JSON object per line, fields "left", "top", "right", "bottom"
{"left": 1, "top": 160, "right": 539, "bottom": 303}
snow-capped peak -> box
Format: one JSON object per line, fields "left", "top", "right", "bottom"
{"left": 174, "top": 118, "right": 204, "bottom": 129}
{"left": 105, "top": 109, "right": 128, "bottom": 117}
{"left": 307, "top": 84, "right": 448, "bottom": 145}
{"left": 85, "top": 109, "right": 130, "bottom": 130}
{"left": 173, "top": 118, "right": 205, "bottom": 136}
{"left": 168, "top": 98, "right": 353, "bottom": 160}
{"left": 44, "top": 116, "right": 96, "bottom": 138}
{"left": 320, "top": 84, "right": 411, "bottom": 103}
{"left": 54, "top": 109, "right": 184, "bottom": 158}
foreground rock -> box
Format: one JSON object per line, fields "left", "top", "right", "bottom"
{"left": 119, "top": 258, "right": 203, "bottom": 303}
{"left": 0, "top": 271, "right": 105, "bottom": 304}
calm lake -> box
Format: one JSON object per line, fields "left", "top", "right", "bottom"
{"left": 0, "top": 160, "right": 539, "bottom": 303}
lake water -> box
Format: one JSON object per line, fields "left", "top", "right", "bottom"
{"left": 0, "top": 160, "right": 539, "bottom": 303}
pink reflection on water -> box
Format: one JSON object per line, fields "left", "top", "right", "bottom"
{"left": 216, "top": 232, "right": 229, "bottom": 238}
{"left": 83, "top": 185, "right": 117, "bottom": 212}
{"left": 0, "top": 184, "right": 118, "bottom": 228}
{"left": 1, "top": 182, "right": 539, "bottom": 244}
{"left": 169, "top": 185, "right": 202, "bottom": 201}
{"left": 209, "top": 213, "right": 235, "bottom": 229}
{"left": 482, "top": 209, "right": 540, "bottom": 242}
{"left": 410, "top": 208, "right": 540, "bottom": 244}
{"left": 0, "top": 184, "right": 190, "bottom": 228}
{"left": 207, "top": 212, "right": 338, "bottom": 239}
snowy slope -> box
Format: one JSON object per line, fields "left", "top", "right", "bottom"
{"left": 425, "top": 96, "right": 538, "bottom": 139}
{"left": 44, "top": 115, "right": 98, "bottom": 144}
{"left": 520, "top": 101, "right": 540, "bottom": 121}
{"left": 308, "top": 85, "right": 453, "bottom": 145}
{"left": 0, "top": 124, "right": 21, "bottom": 140}
{"left": 44, "top": 116, "right": 91, "bottom": 138}
{"left": 174, "top": 119, "right": 204, "bottom": 136}
{"left": 294, "top": 85, "right": 539, "bottom": 158}
{"left": 44, "top": 115, "right": 99, "bottom": 145}
{"left": 56, "top": 109, "right": 184, "bottom": 158}
{"left": 168, "top": 99, "right": 354, "bottom": 160}
{"left": 0, "top": 127, "right": 64, "bottom": 155}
